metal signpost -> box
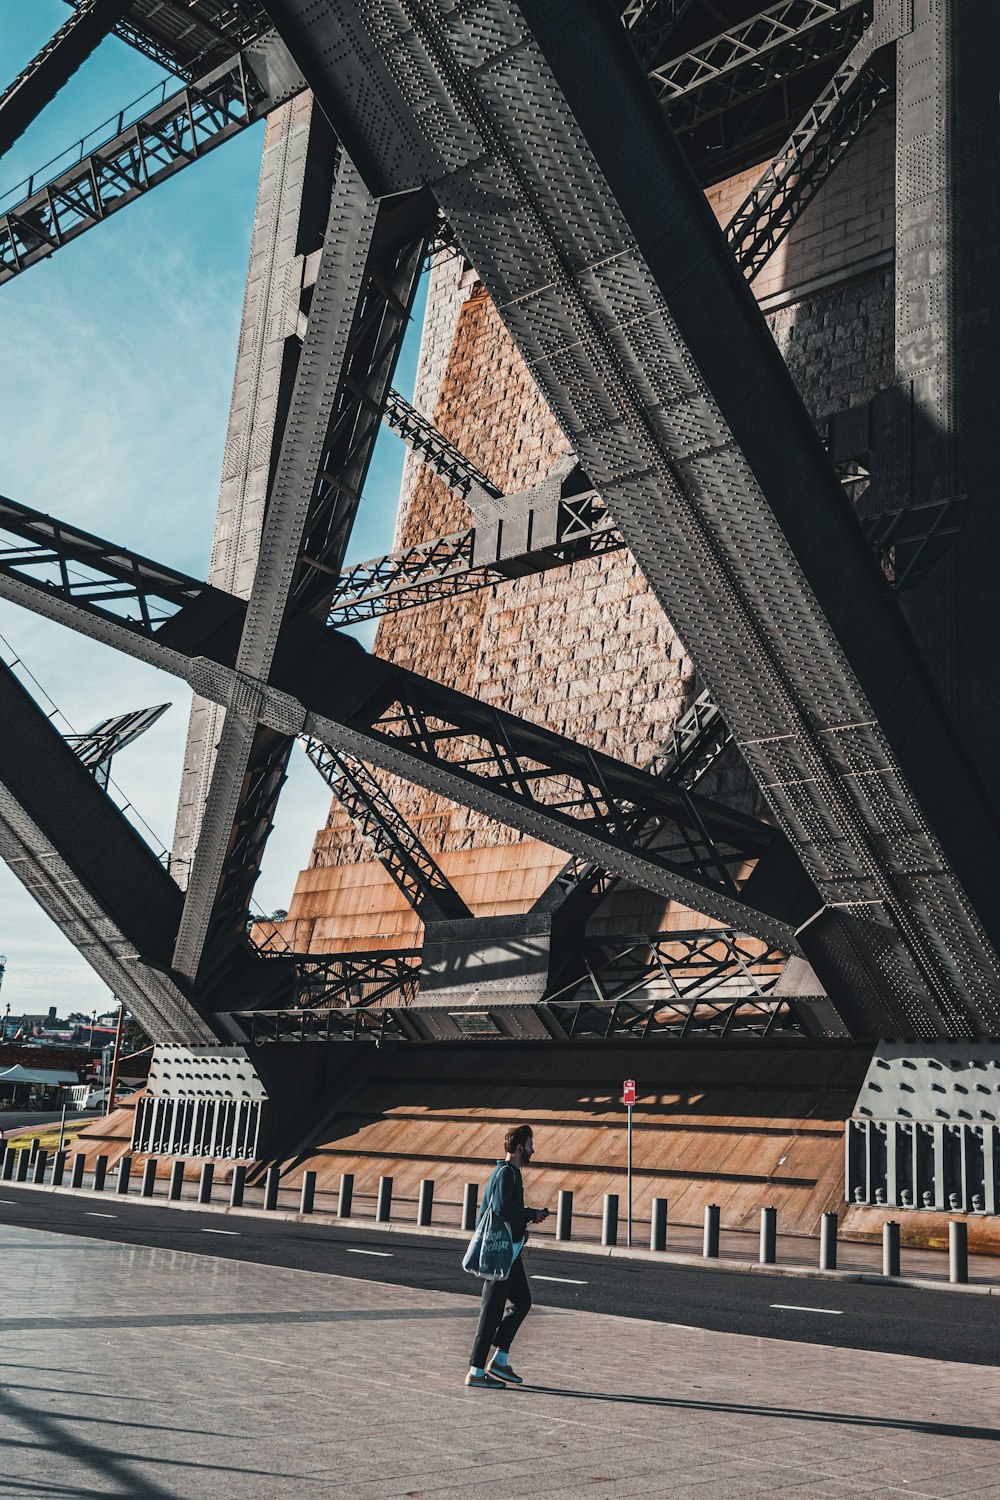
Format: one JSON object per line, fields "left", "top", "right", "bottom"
{"left": 623, "top": 1078, "right": 636, "bottom": 1246}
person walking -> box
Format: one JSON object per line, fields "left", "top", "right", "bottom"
{"left": 466, "top": 1124, "right": 550, "bottom": 1388}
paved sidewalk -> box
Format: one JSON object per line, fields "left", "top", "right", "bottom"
{"left": 1, "top": 1222, "right": 999, "bottom": 1498}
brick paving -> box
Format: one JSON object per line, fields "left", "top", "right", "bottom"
{"left": 1, "top": 1221, "right": 999, "bottom": 1498}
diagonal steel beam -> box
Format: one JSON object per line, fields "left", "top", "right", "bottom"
{"left": 726, "top": 0, "right": 898, "bottom": 281}
{"left": 0, "top": 0, "right": 134, "bottom": 160}
{"left": 171, "top": 149, "right": 380, "bottom": 982}
{"left": 327, "top": 469, "right": 622, "bottom": 624}
{"left": 303, "top": 738, "right": 472, "bottom": 921}
{"left": 171, "top": 92, "right": 338, "bottom": 894}
{"left": 173, "top": 172, "right": 432, "bottom": 985}
{"left": 0, "top": 656, "right": 213, "bottom": 1043}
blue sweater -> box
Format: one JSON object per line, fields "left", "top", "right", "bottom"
{"left": 479, "top": 1160, "right": 536, "bottom": 1241}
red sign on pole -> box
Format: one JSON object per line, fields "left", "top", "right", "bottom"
{"left": 623, "top": 1078, "right": 636, "bottom": 1107}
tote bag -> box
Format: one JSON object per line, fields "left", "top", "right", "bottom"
{"left": 462, "top": 1167, "right": 515, "bottom": 1281}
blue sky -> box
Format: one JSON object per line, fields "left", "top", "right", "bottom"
{"left": 0, "top": 4, "right": 425, "bottom": 1015}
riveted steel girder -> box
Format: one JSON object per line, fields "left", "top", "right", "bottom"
{"left": 172, "top": 92, "right": 337, "bottom": 895}
{"left": 172, "top": 157, "right": 431, "bottom": 986}
{"left": 257, "top": 0, "right": 1000, "bottom": 1041}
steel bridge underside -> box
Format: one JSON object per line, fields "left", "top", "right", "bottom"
{"left": 255, "top": 0, "right": 1000, "bottom": 1042}
{"left": 0, "top": 0, "right": 997, "bottom": 1052}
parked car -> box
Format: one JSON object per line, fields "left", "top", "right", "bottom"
{"left": 71, "top": 1084, "right": 138, "bottom": 1112}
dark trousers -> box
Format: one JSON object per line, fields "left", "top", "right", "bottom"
{"left": 469, "top": 1253, "right": 532, "bottom": 1368}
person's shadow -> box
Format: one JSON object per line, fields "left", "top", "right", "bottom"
{"left": 510, "top": 1383, "right": 1000, "bottom": 1444}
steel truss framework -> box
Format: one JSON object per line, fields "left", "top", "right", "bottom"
{"left": 241, "top": 995, "right": 810, "bottom": 1043}
{"left": 542, "top": 927, "right": 787, "bottom": 1005}
{"left": 649, "top": 0, "right": 867, "bottom": 123}
{"left": 80, "top": 0, "right": 272, "bottom": 80}
{"left": 302, "top": 739, "right": 472, "bottom": 921}
{"left": 0, "top": 0, "right": 995, "bottom": 1051}
{"left": 725, "top": 0, "right": 899, "bottom": 281}
{"left": 328, "top": 471, "right": 622, "bottom": 624}
{"left": 247, "top": 0, "right": 1000, "bottom": 1047}
{"left": 1, "top": 3, "right": 885, "bottom": 298}
{"left": 237, "top": 921, "right": 805, "bottom": 1045}
{"left": 861, "top": 498, "right": 968, "bottom": 594}
{"left": 0, "top": 35, "right": 304, "bottom": 285}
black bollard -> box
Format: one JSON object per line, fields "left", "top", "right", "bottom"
{"left": 337, "top": 1172, "right": 353, "bottom": 1218}
{"left": 556, "top": 1189, "right": 573, "bottom": 1241}
{"left": 759, "top": 1206, "right": 777, "bottom": 1264}
{"left": 15, "top": 1148, "right": 29, "bottom": 1183}
{"left": 376, "top": 1175, "right": 393, "bottom": 1222}
{"left": 703, "top": 1203, "right": 720, "bottom": 1258}
{"left": 31, "top": 1149, "right": 48, "bottom": 1185}
{"left": 70, "top": 1153, "right": 85, "bottom": 1189}
{"left": 602, "top": 1192, "right": 619, "bottom": 1247}
{"left": 650, "top": 1197, "right": 668, "bottom": 1252}
{"left": 92, "top": 1155, "right": 108, "bottom": 1193}
{"left": 52, "top": 1149, "right": 67, "bottom": 1188}
{"left": 263, "top": 1165, "right": 280, "bottom": 1211}
{"left": 949, "top": 1220, "right": 968, "bottom": 1284}
{"left": 300, "top": 1171, "right": 316, "bottom": 1215}
{"left": 230, "top": 1164, "right": 246, "bottom": 1208}
{"left": 141, "top": 1158, "right": 157, "bottom": 1198}
{"left": 883, "top": 1220, "right": 900, "bottom": 1277}
{"left": 461, "top": 1182, "right": 478, "bottom": 1233}
{"left": 28, "top": 1139, "right": 39, "bottom": 1167}
{"left": 0, "top": 1145, "right": 14, "bottom": 1180}
{"left": 116, "top": 1156, "right": 132, "bottom": 1196}
{"left": 819, "top": 1211, "right": 838, "bottom": 1270}
{"left": 168, "top": 1160, "right": 184, "bottom": 1201}
{"left": 417, "top": 1178, "right": 434, "bottom": 1226}
{"left": 198, "top": 1161, "right": 214, "bottom": 1205}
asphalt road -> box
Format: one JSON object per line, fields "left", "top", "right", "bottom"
{"left": 0, "top": 1184, "right": 997, "bottom": 1367}
{"left": 0, "top": 1110, "right": 98, "bottom": 1134}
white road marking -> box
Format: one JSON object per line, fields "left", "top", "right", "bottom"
{"left": 770, "top": 1304, "right": 844, "bottom": 1316}
{"left": 201, "top": 1228, "right": 239, "bottom": 1236}
{"left": 0, "top": 1198, "right": 20, "bottom": 1205}
{"left": 531, "top": 1275, "right": 588, "bottom": 1285}
{"left": 346, "top": 1248, "right": 393, "bottom": 1258}
{"left": 85, "top": 1212, "right": 118, "bottom": 1219}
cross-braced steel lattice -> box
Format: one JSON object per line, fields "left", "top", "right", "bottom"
{"left": 0, "top": 0, "right": 997, "bottom": 1052}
